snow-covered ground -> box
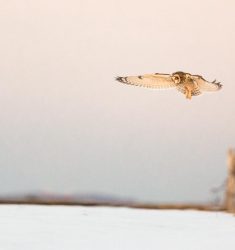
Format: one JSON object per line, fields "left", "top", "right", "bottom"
{"left": 0, "top": 205, "right": 234, "bottom": 250}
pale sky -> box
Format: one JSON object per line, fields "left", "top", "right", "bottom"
{"left": 0, "top": 0, "right": 235, "bottom": 203}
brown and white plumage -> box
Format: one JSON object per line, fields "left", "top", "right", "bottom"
{"left": 116, "top": 73, "right": 176, "bottom": 89}
{"left": 116, "top": 71, "right": 222, "bottom": 99}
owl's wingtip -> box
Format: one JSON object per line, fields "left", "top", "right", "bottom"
{"left": 115, "top": 76, "right": 122, "bottom": 82}
{"left": 217, "top": 82, "right": 222, "bottom": 90}
{"left": 218, "top": 82, "right": 222, "bottom": 89}
{"left": 115, "top": 76, "right": 128, "bottom": 84}
{"left": 212, "top": 79, "right": 222, "bottom": 89}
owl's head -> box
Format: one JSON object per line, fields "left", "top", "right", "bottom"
{"left": 172, "top": 71, "right": 190, "bottom": 84}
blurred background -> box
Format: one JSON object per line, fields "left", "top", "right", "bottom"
{"left": 0, "top": 0, "right": 234, "bottom": 204}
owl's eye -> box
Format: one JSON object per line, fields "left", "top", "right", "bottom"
{"left": 173, "top": 74, "right": 180, "bottom": 84}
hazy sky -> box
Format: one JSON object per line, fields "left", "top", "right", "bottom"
{"left": 0, "top": 0, "right": 235, "bottom": 203}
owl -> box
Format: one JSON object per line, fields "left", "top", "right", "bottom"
{"left": 116, "top": 71, "right": 222, "bottom": 99}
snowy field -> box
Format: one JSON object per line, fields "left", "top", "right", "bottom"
{"left": 0, "top": 205, "right": 234, "bottom": 250}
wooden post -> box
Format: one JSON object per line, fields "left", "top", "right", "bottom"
{"left": 225, "top": 149, "right": 235, "bottom": 212}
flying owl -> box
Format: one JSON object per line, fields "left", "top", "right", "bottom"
{"left": 116, "top": 71, "right": 222, "bottom": 99}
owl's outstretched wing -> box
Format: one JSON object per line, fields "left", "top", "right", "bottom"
{"left": 192, "top": 75, "right": 222, "bottom": 92}
{"left": 116, "top": 73, "right": 176, "bottom": 89}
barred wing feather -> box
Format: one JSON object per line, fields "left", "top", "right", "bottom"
{"left": 192, "top": 75, "right": 222, "bottom": 92}
{"left": 116, "top": 74, "right": 176, "bottom": 89}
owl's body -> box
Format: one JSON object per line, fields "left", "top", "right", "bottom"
{"left": 116, "top": 71, "right": 222, "bottom": 99}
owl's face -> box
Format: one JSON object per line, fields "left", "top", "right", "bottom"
{"left": 172, "top": 71, "right": 191, "bottom": 84}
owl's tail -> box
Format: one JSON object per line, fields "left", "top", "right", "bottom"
{"left": 186, "top": 93, "right": 192, "bottom": 100}
{"left": 185, "top": 88, "right": 192, "bottom": 100}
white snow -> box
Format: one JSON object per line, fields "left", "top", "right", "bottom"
{"left": 0, "top": 205, "right": 234, "bottom": 250}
